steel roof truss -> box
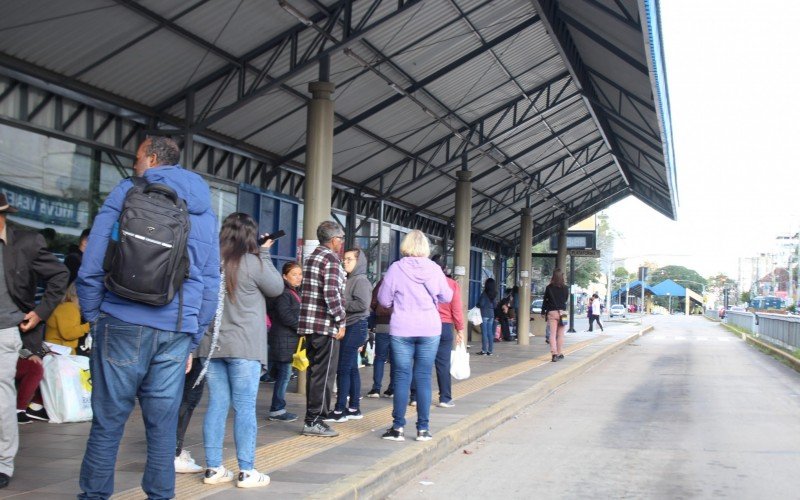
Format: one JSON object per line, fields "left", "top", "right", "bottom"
{"left": 529, "top": 0, "right": 632, "bottom": 188}
{"left": 357, "top": 72, "right": 572, "bottom": 191}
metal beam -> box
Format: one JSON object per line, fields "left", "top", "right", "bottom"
{"left": 279, "top": 14, "right": 540, "bottom": 162}
{"left": 529, "top": 0, "right": 633, "bottom": 189}
{"left": 191, "top": 0, "right": 425, "bottom": 130}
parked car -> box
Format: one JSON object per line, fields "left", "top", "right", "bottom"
{"left": 609, "top": 304, "right": 626, "bottom": 318}
{"left": 531, "top": 298, "right": 543, "bottom": 314}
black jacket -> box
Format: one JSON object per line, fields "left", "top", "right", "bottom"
{"left": 541, "top": 283, "right": 569, "bottom": 315}
{"left": 267, "top": 281, "right": 300, "bottom": 363}
{"left": 3, "top": 224, "right": 69, "bottom": 356}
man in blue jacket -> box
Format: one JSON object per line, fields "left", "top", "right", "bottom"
{"left": 76, "top": 136, "right": 220, "bottom": 500}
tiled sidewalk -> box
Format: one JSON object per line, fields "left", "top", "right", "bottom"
{"left": 3, "top": 318, "right": 644, "bottom": 499}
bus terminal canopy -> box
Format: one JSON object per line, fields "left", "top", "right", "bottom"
{"left": 0, "top": 0, "right": 677, "bottom": 247}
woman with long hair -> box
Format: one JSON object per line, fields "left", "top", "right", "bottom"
{"left": 541, "top": 268, "right": 569, "bottom": 362}
{"left": 198, "top": 213, "right": 283, "bottom": 488}
{"left": 266, "top": 261, "right": 303, "bottom": 423}
{"left": 477, "top": 278, "right": 498, "bottom": 355}
{"left": 377, "top": 230, "right": 452, "bottom": 442}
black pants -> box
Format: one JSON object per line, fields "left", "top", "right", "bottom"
{"left": 589, "top": 315, "right": 603, "bottom": 332}
{"left": 175, "top": 358, "right": 205, "bottom": 456}
{"left": 304, "top": 333, "right": 340, "bottom": 425}
{"left": 498, "top": 317, "right": 511, "bottom": 340}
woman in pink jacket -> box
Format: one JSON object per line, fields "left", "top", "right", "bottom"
{"left": 377, "top": 231, "right": 452, "bottom": 442}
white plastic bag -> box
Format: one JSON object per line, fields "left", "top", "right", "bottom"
{"left": 450, "top": 342, "right": 471, "bottom": 380}
{"left": 39, "top": 355, "right": 93, "bottom": 423}
{"left": 365, "top": 340, "right": 375, "bottom": 365}
{"left": 467, "top": 307, "right": 483, "bottom": 325}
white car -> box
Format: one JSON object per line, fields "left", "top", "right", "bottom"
{"left": 531, "top": 299, "right": 543, "bottom": 314}
{"left": 609, "top": 304, "right": 626, "bottom": 318}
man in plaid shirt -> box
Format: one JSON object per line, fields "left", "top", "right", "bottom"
{"left": 300, "top": 221, "right": 347, "bottom": 437}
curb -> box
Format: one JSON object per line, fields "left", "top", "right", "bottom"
{"left": 311, "top": 325, "right": 654, "bottom": 499}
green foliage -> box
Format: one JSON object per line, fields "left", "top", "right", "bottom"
{"left": 740, "top": 291, "right": 751, "bottom": 304}
{"left": 570, "top": 257, "right": 600, "bottom": 288}
{"left": 649, "top": 265, "right": 707, "bottom": 295}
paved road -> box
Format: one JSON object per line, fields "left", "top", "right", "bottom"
{"left": 394, "top": 315, "right": 800, "bottom": 499}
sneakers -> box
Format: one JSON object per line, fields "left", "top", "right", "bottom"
{"left": 204, "top": 466, "right": 235, "bottom": 484}
{"left": 237, "top": 469, "right": 270, "bottom": 489}
{"left": 366, "top": 389, "right": 381, "bottom": 398}
{"left": 551, "top": 354, "right": 558, "bottom": 362}
{"left": 324, "top": 411, "right": 348, "bottom": 423}
{"left": 345, "top": 408, "right": 363, "bottom": 420}
{"left": 409, "top": 400, "right": 417, "bottom": 407}
{"left": 268, "top": 412, "right": 298, "bottom": 422}
{"left": 381, "top": 427, "right": 404, "bottom": 441}
{"left": 416, "top": 430, "right": 433, "bottom": 441}
{"left": 382, "top": 389, "right": 394, "bottom": 398}
{"left": 438, "top": 401, "right": 455, "bottom": 408}
{"left": 175, "top": 450, "right": 203, "bottom": 474}
{"left": 25, "top": 405, "right": 49, "bottom": 422}
{"left": 16, "top": 411, "right": 31, "bottom": 425}
{"left": 302, "top": 421, "right": 339, "bottom": 437}
{"left": 558, "top": 354, "right": 565, "bottom": 360}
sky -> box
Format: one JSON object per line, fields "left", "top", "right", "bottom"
{"left": 603, "top": 0, "right": 800, "bottom": 280}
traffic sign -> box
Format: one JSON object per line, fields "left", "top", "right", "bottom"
{"left": 567, "top": 249, "right": 601, "bottom": 257}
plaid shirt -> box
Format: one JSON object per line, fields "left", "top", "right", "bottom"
{"left": 298, "top": 245, "right": 346, "bottom": 336}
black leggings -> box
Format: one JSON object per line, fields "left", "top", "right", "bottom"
{"left": 589, "top": 315, "right": 603, "bottom": 331}
{"left": 175, "top": 359, "right": 205, "bottom": 456}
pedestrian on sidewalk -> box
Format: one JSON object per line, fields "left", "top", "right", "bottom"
{"left": 174, "top": 350, "right": 204, "bottom": 474}
{"left": 198, "top": 213, "right": 283, "bottom": 489}
{"left": 265, "top": 261, "right": 303, "bottom": 423}
{"left": 378, "top": 231, "right": 452, "bottom": 442}
{"left": 589, "top": 293, "right": 604, "bottom": 332}
{"left": 299, "top": 222, "right": 347, "bottom": 438}
{"left": 432, "top": 256, "right": 463, "bottom": 408}
{"left": 477, "top": 279, "right": 498, "bottom": 355}
{"left": 330, "top": 248, "right": 371, "bottom": 422}
{"left": 541, "top": 269, "right": 569, "bottom": 362}
{"left": 366, "top": 279, "right": 394, "bottom": 398}
{"left": 77, "top": 137, "right": 219, "bottom": 500}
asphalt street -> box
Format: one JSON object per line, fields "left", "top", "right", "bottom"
{"left": 394, "top": 315, "right": 800, "bottom": 499}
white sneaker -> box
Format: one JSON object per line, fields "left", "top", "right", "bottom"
{"left": 175, "top": 450, "right": 203, "bottom": 473}
{"left": 438, "top": 401, "right": 455, "bottom": 408}
{"left": 204, "top": 466, "right": 235, "bottom": 484}
{"left": 237, "top": 469, "right": 271, "bottom": 488}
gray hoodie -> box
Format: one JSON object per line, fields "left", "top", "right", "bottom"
{"left": 344, "top": 250, "right": 372, "bottom": 326}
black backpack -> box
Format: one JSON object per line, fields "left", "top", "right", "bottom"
{"left": 103, "top": 177, "right": 190, "bottom": 316}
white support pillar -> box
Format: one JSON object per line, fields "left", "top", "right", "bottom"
{"left": 517, "top": 208, "right": 532, "bottom": 345}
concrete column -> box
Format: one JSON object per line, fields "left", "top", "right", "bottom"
{"left": 302, "top": 80, "right": 336, "bottom": 259}
{"left": 556, "top": 220, "right": 568, "bottom": 272}
{"left": 299, "top": 79, "right": 335, "bottom": 395}
{"left": 517, "top": 208, "right": 532, "bottom": 345}
{"left": 453, "top": 170, "right": 472, "bottom": 341}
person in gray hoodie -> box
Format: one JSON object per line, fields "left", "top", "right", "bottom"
{"left": 328, "top": 248, "right": 372, "bottom": 421}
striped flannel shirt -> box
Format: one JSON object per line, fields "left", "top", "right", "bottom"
{"left": 298, "top": 245, "right": 346, "bottom": 336}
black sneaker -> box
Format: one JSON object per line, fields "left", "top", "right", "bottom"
{"left": 324, "top": 411, "right": 348, "bottom": 423}
{"left": 366, "top": 389, "right": 381, "bottom": 398}
{"left": 346, "top": 408, "right": 363, "bottom": 420}
{"left": 382, "top": 389, "right": 393, "bottom": 398}
{"left": 381, "top": 427, "right": 404, "bottom": 441}
{"left": 16, "top": 412, "right": 31, "bottom": 425}
{"left": 558, "top": 354, "right": 564, "bottom": 360}
{"left": 551, "top": 354, "right": 558, "bottom": 362}
{"left": 25, "top": 406, "right": 49, "bottom": 422}
{"left": 416, "top": 430, "right": 433, "bottom": 441}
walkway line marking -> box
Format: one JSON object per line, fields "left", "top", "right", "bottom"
{"left": 113, "top": 336, "right": 604, "bottom": 499}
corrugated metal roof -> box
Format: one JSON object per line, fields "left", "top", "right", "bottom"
{"left": 0, "top": 0, "right": 677, "bottom": 248}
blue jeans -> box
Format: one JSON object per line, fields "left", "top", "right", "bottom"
{"left": 79, "top": 314, "right": 190, "bottom": 500}
{"left": 481, "top": 317, "right": 495, "bottom": 353}
{"left": 203, "top": 358, "right": 261, "bottom": 471}
{"left": 335, "top": 319, "right": 368, "bottom": 412}
{"left": 269, "top": 361, "right": 292, "bottom": 415}
{"left": 371, "top": 331, "right": 394, "bottom": 393}
{"left": 390, "top": 335, "right": 439, "bottom": 431}
{"left": 435, "top": 324, "right": 454, "bottom": 403}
